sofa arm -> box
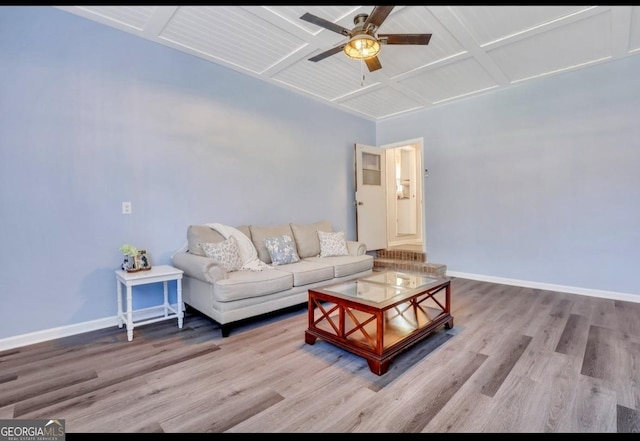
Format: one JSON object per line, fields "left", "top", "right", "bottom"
{"left": 346, "top": 240, "right": 367, "bottom": 256}
{"left": 171, "top": 251, "right": 227, "bottom": 284}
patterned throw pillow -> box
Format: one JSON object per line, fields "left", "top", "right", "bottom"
{"left": 318, "top": 230, "right": 350, "bottom": 257}
{"left": 264, "top": 234, "right": 300, "bottom": 266}
{"left": 200, "top": 236, "right": 243, "bottom": 272}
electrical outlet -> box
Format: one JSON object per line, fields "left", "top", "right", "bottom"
{"left": 122, "top": 201, "right": 132, "bottom": 215}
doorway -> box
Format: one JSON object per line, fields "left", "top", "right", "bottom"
{"left": 385, "top": 140, "right": 423, "bottom": 249}
{"left": 354, "top": 138, "right": 424, "bottom": 252}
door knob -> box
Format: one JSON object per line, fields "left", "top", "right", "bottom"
{"left": 357, "top": 201, "right": 364, "bottom": 205}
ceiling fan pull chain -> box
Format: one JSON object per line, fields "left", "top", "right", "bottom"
{"left": 361, "top": 59, "right": 365, "bottom": 87}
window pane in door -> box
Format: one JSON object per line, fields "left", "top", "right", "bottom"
{"left": 362, "top": 152, "right": 381, "bottom": 185}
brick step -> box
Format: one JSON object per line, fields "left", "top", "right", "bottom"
{"left": 376, "top": 248, "right": 426, "bottom": 263}
{"left": 373, "top": 258, "right": 447, "bottom": 278}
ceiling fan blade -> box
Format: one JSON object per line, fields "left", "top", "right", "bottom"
{"left": 300, "top": 12, "right": 351, "bottom": 36}
{"left": 379, "top": 33, "right": 432, "bottom": 45}
{"left": 365, "top": 56, "right": 382, "bottom": 72}
{"left": 363, "top": 6, "right": 394, "bottom": 30}
{"left": 308, "top": 44, "right": 346, "bottom": 62}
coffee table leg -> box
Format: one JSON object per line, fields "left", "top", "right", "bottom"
{"left": 305, "top": 331, "right": 317, "bottom": 345}
{"left": 367, "top": 359, "right": 389, "bottom": 376}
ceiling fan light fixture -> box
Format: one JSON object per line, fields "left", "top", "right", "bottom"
{"left": 343, "top": 33, "right": 380, "bottom": 60}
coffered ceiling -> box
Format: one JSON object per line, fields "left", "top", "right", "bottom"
{"left": 56, "top": 5, "right": 640, "bottom": 121}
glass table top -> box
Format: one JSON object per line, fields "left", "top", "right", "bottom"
{"left": 319, "top": 271, "right": 444, "bottom": 305}
{"left": 360, "top": 271, "right": 440, "bottom": 289}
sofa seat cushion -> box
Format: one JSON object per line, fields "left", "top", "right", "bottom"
{"left": 304, "top": 255, "right": 374, "bottom": 278}
{"left": 272, "top": 260, "right": 335, "bottom": 286}
{"left": 215, "top": 269, "right": 293, "bottom": 302}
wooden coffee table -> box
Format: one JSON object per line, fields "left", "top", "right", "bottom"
{"left": 305, "top": 270, "right": 453, "bottom": 375}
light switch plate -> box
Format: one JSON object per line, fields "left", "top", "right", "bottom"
{"left": 122, "top": 201, "right": 132, "bottom": 214}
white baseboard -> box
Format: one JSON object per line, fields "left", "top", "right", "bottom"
{"left": 446, "top": 271, "right": 640, "bottom": 304}
{"left": 0, "top": 304, "right": 182, "bottom": 352}
{"left": 0, "top": 316, "right": 119, "bottom": 352}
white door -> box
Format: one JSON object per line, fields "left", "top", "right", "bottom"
{"left": 355, "top": 143, "right": 387, "bottom": 251}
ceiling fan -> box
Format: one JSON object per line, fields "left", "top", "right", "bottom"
{"left": 300, "top": 6, "right": 432, "bottom": 72}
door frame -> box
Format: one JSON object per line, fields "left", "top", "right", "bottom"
{"left": 383, "top": 138, "right": 425, "bottom": 251}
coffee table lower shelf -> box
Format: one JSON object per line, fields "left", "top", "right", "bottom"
{"left": 305, "top": 278, "right": 452, "bottom": 375}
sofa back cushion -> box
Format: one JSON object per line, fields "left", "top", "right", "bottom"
{"left": 187, "top": 225, "right": 224, "bottom": 256}
{"left": 290, "top": 220, "right": 333, "bottom": 258}
{"left": 235, "top": 225, "right": 252, "bottom": 240}
{"left": 249, "top": 224, "right": 295, "bottom": 264}
{"left": 187, "top": 224, "right": 251, "bottom": 257}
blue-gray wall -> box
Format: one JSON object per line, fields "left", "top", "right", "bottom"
{"left": 2, "top": 6, "right": 639, "bottom": 345}
{"left": 378, "top": 54, "right": 640, "bottom": 296}
{"left": 0, "top": 7, "right": 374, "bottom": 341}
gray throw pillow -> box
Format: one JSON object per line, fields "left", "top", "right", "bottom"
{"left": 264, "top": 234, "right": 301, "bottom": 266}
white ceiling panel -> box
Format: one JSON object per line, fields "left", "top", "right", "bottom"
{"left": 159, "top": 6, "right": 306, "bottom": 74}
{"left": 54, "top": 5, "right": 640, "bottom": 121}
{"left": 75, "top": 6, "right": 156, "bottom": 31}
{"left": 486, "top": 10, "right": 613, "bottom": 83}
{"left": 339, "top": 87, "right": 424, "bottom": 119}
{"left": 398, "top": 57, "right": 499, "bottom": 104}
{"left": 449, "top": 6, "right": 592, "bottom": 46}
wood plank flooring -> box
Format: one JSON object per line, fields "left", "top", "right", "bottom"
{"left": 1, "top": 277, "right": 640, "bottom": 433}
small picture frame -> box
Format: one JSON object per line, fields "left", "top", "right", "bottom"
{"left": 136, "top": 249, "right": 151, "bottom": 271}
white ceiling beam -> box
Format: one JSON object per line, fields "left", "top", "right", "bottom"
{"left": 142, "top": 6, "right": 178, "bottom": 38}
{"left": 610, "top": 6, "right": 632, "bottom": 59}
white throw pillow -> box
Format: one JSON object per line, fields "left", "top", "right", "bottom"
{"left": 264, "top": 234, "right": 300, "bottom": 266}
{"left": 201, "top": 236, "right": 243, "bottom": 272}
{"left": 318, "top": 230, "right": 349, "bottom": 257}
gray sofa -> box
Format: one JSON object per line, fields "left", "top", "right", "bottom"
{"left": 171, "top": 220, "right": 374, "bottom": 336}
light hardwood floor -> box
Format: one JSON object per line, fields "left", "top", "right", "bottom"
{"left": 1, "top": 277, "right": 640, "bottom": 433}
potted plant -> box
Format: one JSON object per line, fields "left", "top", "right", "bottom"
{"left": 119, "top": 243, "right": 139, "bottom": 272}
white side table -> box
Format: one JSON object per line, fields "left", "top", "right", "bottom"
{"left": 115, "top": 264, "right": 184, "bottom": 341}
